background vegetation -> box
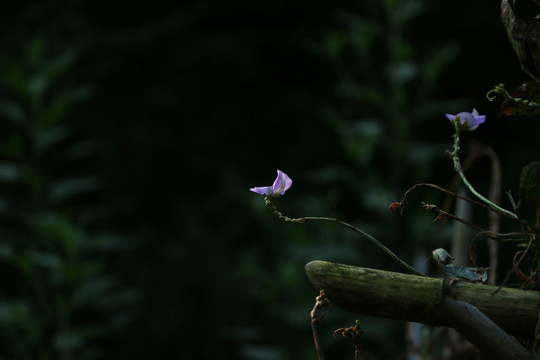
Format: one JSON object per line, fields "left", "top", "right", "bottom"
{"left": 0, "top": 1, "right": 535, "bottom": 359}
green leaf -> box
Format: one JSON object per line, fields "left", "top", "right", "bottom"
{"left": 519, "top": 161, "right": 540, "bottom": 202}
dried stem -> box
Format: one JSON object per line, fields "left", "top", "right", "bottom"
{"left": 399, "top": 182, "right": 489, "bottom": 215}
{"left": 472, "top": 231, "right": 534, "bottom": 243}
{"left": 493, "top": 237, "right": 535, "bottom": 295}
{"left": 334, "top": 320, "right": 364, "bottom": 360}
{"left": 398, "top": 182, "right": 535, "bottom": 229}
{"left": 311, "top": 290, "right": 330, "bottom": 360}
{"left": 422, "top": 203, "right": 485, "bottom": 233}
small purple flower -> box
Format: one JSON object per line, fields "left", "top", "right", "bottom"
{"left": 250, "top": 170, "right": 292, "bottom": 197}
{"left": 445, "top": 108, "right": 486, "bottom": 131}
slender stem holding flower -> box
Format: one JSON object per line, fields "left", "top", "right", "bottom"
{"left": 264, "top": 197, "right": 306, "bottom": 224}
{"left": 304, "top": 216, "right": 425, "bottom": 276}
{"left": 264, "top": 197, "right": 425, "bottom": 276}
{"left": 451, "top": 123, "right": 519, "bottom": 220}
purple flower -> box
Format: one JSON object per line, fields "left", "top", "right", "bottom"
{"left": 445, "top": 108, "right": 486, "bottom": 131}
{"left": 250, "top": 170, "right": 292, "bottom": 197}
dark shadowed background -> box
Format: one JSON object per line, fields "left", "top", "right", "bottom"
{"left": 0, "top": 1, "right": 535, "bottom": 359}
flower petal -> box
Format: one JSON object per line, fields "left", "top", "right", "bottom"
{"left": 250, "top": 186, "right": 273, "bottom": 195}
{"left": 470, "top": 115, "right": 486, "bottom": 130}
{"left": 456, "top": 111, "right": 486, "bottom": 130}
{"left": 250, "top": 170, "right": 293, "bottom": 197}
{"left": 281, "top": 172, "right": 293, "bottom": 194}
{"left": 456, "top": 111, "right": 477, "bottom": 126}
{"left": 272, "top": 170, "right": 285, "bottom": 194}
{"left": 446, "top": 109, "right": 486, "bottom": 131}
{"left": 272, "top": 170, "right": 293, "bottom": 195}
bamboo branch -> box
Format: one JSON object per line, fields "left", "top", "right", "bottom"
{"left": 305, "top": 260, "right": 540, "bottom": 338}
{"left": 435, "top": 299, "right": 535, "bottom": 360}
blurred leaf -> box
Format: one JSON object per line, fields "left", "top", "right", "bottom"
{"left": 66, "top": 140, "right": 98, "bottom": 161}
{"left": 336, "top": 83, "right": 384, "bottom": 107}
{"left": 28, "top": 73, "right": 47, "bottom": 104}
{"left": 28, "top": 251, "right": 62, "bottom": 269}
{"left": 37, "top": 125, "right": 70, "bottom": 152}
{"left": 36, "top": 215, "right": 84, "bottom": 258}
{"left": 520, "top": 160, "right": 540, "bottom": 202}
{"left": 384, "top": 61, "right": 418, "bottom": 85}
{"left": 239, "top": 344, "right": 284, "bottom": 360}
{"left": 49, "top": 177, "right": 98, "bottom": 201}
{"left": 53, "top": 332, "right": 81, "bottom": 353}
{"left": 39, "top": 86, "right": 95, "bottom": 129}
{"left": 0, "top": 163, "right": 24, "bottom": 182}
{"left": 83, "top": 234, "right": 133, "bottom": 252}
{"left": 0, "top": 135, "right": 25, "bottom": 159}
{"left": 25, "top": 38, "right": 77, "bottom": 102}
{"left": 499, "top": 81, "right": 540, "bottom": 116}
{"left": 94, "top": 289, "right": 140, "bottom": 311}
{"left": 341, "top": 14, "right": 381, "bottom": 52}
{"left": 0, "top": 300, "right": 31, "bottom": 323}
{"left": 419, "top": 42, "right": 459, "bottom": 95}
{"left": 40, "top": 51, "right": 77, "bottom": 84}
{"left": 72, "top": 275, "right": 117, "bottom": 308}
{"left": 26, "top": 37, "right": 47, "bottom": 70}
{"left": 0, "top": 59, "right": 28, "bottom": 97}
{"left": 0, "top": 242, "right": 14, "bottom": 260}
{"left": 319, "top": 32, "right": 349, "bottom": 57}
{"left": 0, "top": 99, "right": 26, "bottom": 124}
{"left": 340, "top": 119, "right": 384, "bottom": 164}
{"left": 384, "top": 0, "right": 426, "bottom": 26}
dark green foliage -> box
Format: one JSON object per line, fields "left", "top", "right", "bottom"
{"left": 0, "top": 36, "right": 137, "bottom": 359}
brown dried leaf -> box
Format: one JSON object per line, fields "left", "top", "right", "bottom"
{"left": 501, "top": 0, "right": 529, "bottom": 65}
{"left": 528, "top": 17, "right": 540, "bottom": 73}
